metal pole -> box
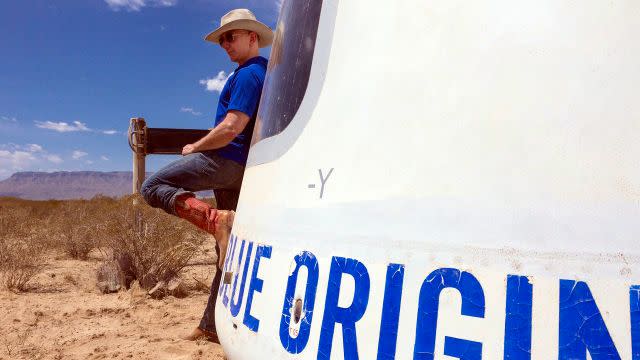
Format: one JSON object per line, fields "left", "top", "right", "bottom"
{"left": 130, "top": 117, "right": 146, "bottom": 195}
{"left": 129, "top": 117, "right": 147, "bottom": 235}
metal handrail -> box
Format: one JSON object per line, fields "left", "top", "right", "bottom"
{"left": 128, "top": 118, "right": 146, "bottom": 155}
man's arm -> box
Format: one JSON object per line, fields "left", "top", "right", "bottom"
{"left": 182, "top": 110, "right": 250, "bottom": 155}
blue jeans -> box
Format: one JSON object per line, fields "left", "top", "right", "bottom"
{"left": 140, "top": 151, "right": 244, "bottom": 334}
{"left": 140, "top": 151, "right": 244, "bottom": 216}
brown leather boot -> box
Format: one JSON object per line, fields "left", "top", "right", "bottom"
{"left": 175, "top": 195, "right": 217, "bottom": 234}
{"left": 174, "top": 195, "right": 235, "bottom": 269}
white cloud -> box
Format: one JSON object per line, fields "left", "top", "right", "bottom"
{"left": 106, "top": 0, "right": 145, "bottom": 11}
{"left": 26, "top": 144, "right": 43, "bottom": 153}
{"left": 0, "top": 143, "right": 62, "bottom": 175}
{"left": 86, "top": 160, "right": 94, "bottom": 165}
{"left": 35, "top": 120, "right": 118, "bottom": 136}
{"left": 45, "top": 154, "right": 63, "bottom": 164}
{"left": 104, "top": 0, "right": 177, "bottom": 12}
{"left": 101, "top": 155, "right": 110, "bottom": 161}
{"left": 200, "top": 71, "right": 230, "bottom": 93}
{"left": 275, "top": 0, "right": 284, "bottom": 11}
{"left": 0, "top": 150, "right": 36, "bottom": 168}
{"left": 1, "top": 116, "right": 17, "bottom": 123}
{"left": 72, "top": 150, "right": 88, "bottom": 160}
{"left": 35, "top": 120, "right": 90, "bottom": 133}
{"left": 180, "top": 107, "right": 202, "bottom": 116}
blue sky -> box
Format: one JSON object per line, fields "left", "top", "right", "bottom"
{"left": 0, "top": 0, "right": 280, "bottom": 179}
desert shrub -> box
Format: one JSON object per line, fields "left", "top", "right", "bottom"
{"left": 0, "top": 238, "right": 46, "bottom": 292}
{"left": 1, "top": 197, "right": 66, "bottom": 251}
{"left": 101, "top": 196, "right": 203, "bottom": 290}
{"left": 0, "top": 208, "right": 46, "bottom": 292}
{"left": 48, "top": 202, "right": 101, "bottom": 260}
{"left": 0, "top": 195, "right": 205, "bottom": 293}
{"left": 65, "top": 225, "right": 96, "bottom": 260}
{"left": 0, "top": 203, "right": 28, "bottom": 241}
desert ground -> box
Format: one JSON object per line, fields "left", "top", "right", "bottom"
{"left": 0, "top": 239, "right": 226, "bottom": 360}
{"left": 0, "top": 197, "right": 227, "bottom": 359}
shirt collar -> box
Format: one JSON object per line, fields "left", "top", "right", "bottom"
{"left": 236, "top": 56, "right": 268, "bottom": 71}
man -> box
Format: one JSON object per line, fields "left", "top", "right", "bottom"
{"left": 140, "top": 8, "right": 273, "bottom": 341}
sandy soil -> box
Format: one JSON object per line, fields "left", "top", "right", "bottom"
{"left": 0, "top": 239, "right": 226, "bottom": 360}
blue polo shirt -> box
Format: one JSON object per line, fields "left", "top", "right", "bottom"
{"left": 214, "top": 56, "right": 268, "bottom": 165}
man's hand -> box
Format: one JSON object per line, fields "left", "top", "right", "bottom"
{"left": 182, "top": 144, "right": 197, "bottom": 156}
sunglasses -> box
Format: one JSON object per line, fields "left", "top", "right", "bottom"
{"left": 218, "top": 31, "right": 250, "bottom": 46}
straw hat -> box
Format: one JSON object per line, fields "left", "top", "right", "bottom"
{"left": 204, "top": 9, "right": 274, "bottom": 48}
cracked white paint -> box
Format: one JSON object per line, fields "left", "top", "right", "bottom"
{"left": 216, "top": 0, "right": 640, "bottom": 358}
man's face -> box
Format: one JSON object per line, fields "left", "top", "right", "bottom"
{"left": 219, "top": 30, "right": 254, "bottom": 63}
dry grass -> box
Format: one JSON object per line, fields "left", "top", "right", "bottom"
{"left": 0, "top": 195, "right": 205, "bottom": 294}
{"left": 0, "top": 204, "right": 47, "bottom": 291}
{"left": 101, "top": 196, "right": 202, "bottom": 290}
{"left": 47, "top": 195, "right": 119, "bottom": 260}
{"left": 1, "top": 239, "right": 46, "bottom": 292}
{"left": 0, "top": 196, "right": 225, "bottom": 359}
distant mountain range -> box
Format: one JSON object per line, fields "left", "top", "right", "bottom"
{"left": 0, "top": 171, "right": 215, "bottom": 200}
{"left": 0, "top": 171, "right": 145, "bottom": 200}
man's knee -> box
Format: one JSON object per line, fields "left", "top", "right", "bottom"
{"left": 139, "top": 176, "right": 155, "bottom": 205}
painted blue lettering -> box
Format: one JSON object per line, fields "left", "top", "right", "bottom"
{"left": 243, "top": 244, "right": 272, "bottom": 332}
{"left": 221, "top": 235, "right": 238, "bottom": 308}
{"left": 504, "top": 275, "right": 533, "bottom": 360}
{"left": 630, "top": 285, "right": 640, "bottom": 359}
{"left": 376, "top": 263, "right": 405, "bottom": 360}
{"left": 230, "top": 241, "right": 254, "bottom": 317}
{"left": 318, "top": 257, "right": 370, "bottom": 360}
{"left": 444, "top": 336, "right": 482, "bottom": 360}
{"left": 559, "top": 279, "right": 621, "bottom": 359}
{"left": 413, "top": 268, "right": 485, "bottom": 360}
{"left": 279, "top": 251, "right": 319, "bottom": 354}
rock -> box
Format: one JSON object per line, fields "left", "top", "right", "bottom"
{"left": 167, "top": 277, "right": 188, "bottom": 298}
{"left": 96, "top": 261, "right": 123, "bottom": 294}
{"left": 147, "top": 281, "right": 166, "bottom": 299}
{"left": 140, "top": 271, "right": 158, "bottom": 290}
{"left": 147, "top": 277, "right": 187, "bottom": 299}
{"left": 115, "top": 253, "right": 136, "bottom": 289}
